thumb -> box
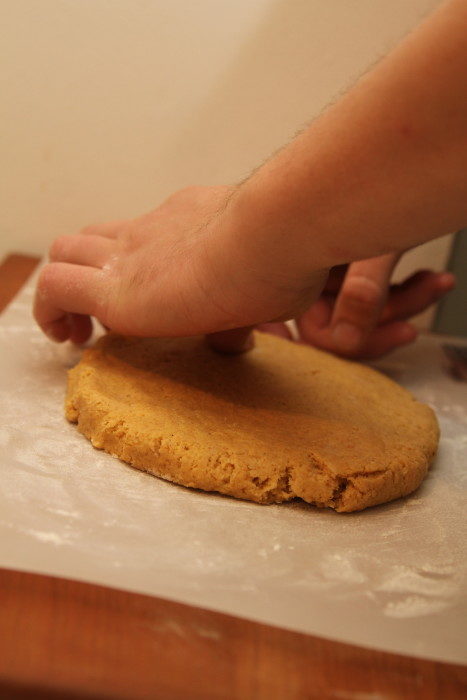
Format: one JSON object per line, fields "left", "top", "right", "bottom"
{"left": 330, "top": 252, "right": 401, "bottom": 354}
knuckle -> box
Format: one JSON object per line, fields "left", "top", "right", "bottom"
{"left": 93, "top": 280, "right": 113, "bottom": 327}
{"left": 120, "top": 227, "right": 139, "bottom": 253}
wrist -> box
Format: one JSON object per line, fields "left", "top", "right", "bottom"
{"left": 228, "top": 157, "right": 334, "bottom": 280}
{"left": 203, "top": 181, "right": 328, "bottom": 328}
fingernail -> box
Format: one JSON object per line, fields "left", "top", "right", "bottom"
{"left": 332, "top": 322, "right": 362, "bottom": 352}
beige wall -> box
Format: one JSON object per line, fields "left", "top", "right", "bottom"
{"left": 2, "top": 0, "right": 450, "bottom": 318}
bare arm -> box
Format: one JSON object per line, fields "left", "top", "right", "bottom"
{"left": 35, "top": 0, "right": 464, "bottom": 352}
{"left": 230, "top": 0, "right": 467, "bottom": 274}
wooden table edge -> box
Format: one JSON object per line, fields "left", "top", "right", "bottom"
{"left": 1, "top": 253, "right": 466, "bottom": 700}
{"left": 0, "top": 253, "right": 40, "bottom": 314}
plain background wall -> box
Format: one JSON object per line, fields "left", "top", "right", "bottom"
{"left": 1, "top": 0, "right": 452, "bottom": 327}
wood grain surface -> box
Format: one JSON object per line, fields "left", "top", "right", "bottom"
{"left": 0, "top": 254, "right": 40, "bottom": 314}
{"left": 1, "top": 568, "right": 467, "bottom": 700}
{"left": 0, "top": 253, "right": 466, "bottom": 700}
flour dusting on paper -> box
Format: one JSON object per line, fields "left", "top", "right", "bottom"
{"left": 0, "top": 276, "right": 466, "bottom": 664}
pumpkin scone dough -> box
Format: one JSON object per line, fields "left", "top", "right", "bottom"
{"left": 65, "top": 332, "right": 439, "bottom": 512}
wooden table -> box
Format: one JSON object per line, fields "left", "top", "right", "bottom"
{"left": 1, "top": 253, "right": 466, "bottom": 700}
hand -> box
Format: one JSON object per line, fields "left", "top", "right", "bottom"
{"left": 258, "top": 252, "right": 455, "bottom": 359}
{"left": 34, "top": 186, "right": 327, "bottom": 346}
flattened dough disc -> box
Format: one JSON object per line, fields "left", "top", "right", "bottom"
{"left": 65, "top": 332, "right": 439, "bottom": 512}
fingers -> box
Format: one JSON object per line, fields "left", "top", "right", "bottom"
{"left": 352, "top": 321, "right": 418, "bottom": 359}
{"left": 297, "top": 311, "right": 417, "bottom": 359}
{"left": 296, "top": 297, "right": 333, "bottom": 345}
{"left": 68, "top": 314, "right": 94, "bottom": 345}
{"left": 297, "top": 261, "right": 454, "bottom": 360}
{"left": 49, "top": 234, "right": 115, "bottom": 268}
{"left": 300, "top": 297, "right": 333, "bottom": 330}
{"left": 207, "top": 326, "right": 254, "bottom": 354}
{"left": 330, "top": 253, "right": 401, "bottom": 354}
{"left": 34, "top": 262, "right": 108, "bottom": 343}
{"left": 39, "top": 227, "right": 116, "bottom": 344}
{"left": 382, "top": 270, "right": 455, "bottom": 322}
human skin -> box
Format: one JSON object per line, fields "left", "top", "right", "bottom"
{"left": 34, "top": 0, "right": 463, "bottom": 356}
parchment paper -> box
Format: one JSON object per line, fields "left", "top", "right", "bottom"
{"left": 0, "top": 277, "right": 466, "bottom": 664}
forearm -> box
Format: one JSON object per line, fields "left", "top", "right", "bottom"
{"left": 232, "top": 0, "right": 467, "bottom": 274}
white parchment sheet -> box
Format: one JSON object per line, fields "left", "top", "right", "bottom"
{"left": 0, "top": 278, "right": 466, "bottom": 664}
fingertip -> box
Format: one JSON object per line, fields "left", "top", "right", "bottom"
{"left": 331, "top": 322, "right": 363, "bottom": 354}
{"left": 436, "top": 272, "right": 456, "bottom": 291}
{"left": 69, "top": 314, "right": 93, "bottom": 345}
{"left": 44, "top": 317, "right": 71, "bottom": 343}
{"left": 397, "top": 321, "right": 418, "bottom": 344}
